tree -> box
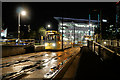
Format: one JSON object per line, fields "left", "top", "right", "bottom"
{"left": 29, "top": 30, "right": 37, "bottom": 39}
{"left": 37, "top": 26, "right": 46, "bottom": 41}
{"left": 38, "top": 26, "right": 46, "bottom": 37}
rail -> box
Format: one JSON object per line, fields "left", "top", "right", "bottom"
{"left": 0, "top": 39, "right": 35, "bottom": 45}
{"left": 98, "top": 40, "right": 120, "bottom": 47}
{"left": 87, "top": 40, "right": 120, "bottom": 61}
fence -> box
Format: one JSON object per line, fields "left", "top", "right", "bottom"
{"left": 0, "top": 39, "right": 35, "bottom": 45}
{"left": 87, "top": 40, "right": 120, "bottom": 60}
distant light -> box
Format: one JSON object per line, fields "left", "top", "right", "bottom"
{"left": 45, "top": 54, "right": 49, "bottom": 56}
{"left": 59, "top": 23, "right": 67, "bottom": 26}
{"left": 52, "top": 43, "right": 56, "bottom": 46}
{"left": 89, "top": 24, "right": 92, "bottom": 26}
{"left": 104, "top": 42, "right": 106, "bottom": 44}
{"left": 52, "top": 53, "right": 56, "bottom": 56}
{"left": 16, "top": 39, "right": 18, "bottom": 42}
{"left": 21, "top": 11, "right": 26, "bottom": 16}
{"left": 23, "top": 43, "right": 26, "bottom": 45}
{"left": 59, "top": 42, "right": 61, "bottom": 44}
{"left": 45, "top": 43, "right": 47, "bottom": 46}
{"left": 102, "top": 19, "right": 107, "bottom": 22}
{"left": 63, "top": 38, "right": 68, "bottom": 41}
{"left": 71, "top": 36, "right": 74, "bottom": 39}
{"left": 48, "top": 33, "right": 54, "bottom": 34}
{"left": 48, "top": 25, "right": 51, "bottom": 28}
{"left": 19, "top": 40, "right": 22, "bottom": 42}
{"left": 110, "top": 25, "right": 113, "bottom": 28}
{"left": 85, "top": 37, "right": 89, "bottom": 40}
{"left": 60, "top": 30, "right": 62, "bottom": 32}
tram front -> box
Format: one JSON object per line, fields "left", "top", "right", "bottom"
{"left": 45, "top": 31, "right": 61, "bottom": 50}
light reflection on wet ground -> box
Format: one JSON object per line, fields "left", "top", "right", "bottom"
{"left": 1, "top": 47, "right": 80, "bottom": 79}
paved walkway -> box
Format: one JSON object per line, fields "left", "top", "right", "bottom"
{"left": 62, "top": 46, "right": 120, "bottom": 80}
{"left": 75, "top": 47, "right": 104, "bottom": 80}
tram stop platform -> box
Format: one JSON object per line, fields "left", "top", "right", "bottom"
{"left": 61, "top": 46, "right": 120, "bottom": 80}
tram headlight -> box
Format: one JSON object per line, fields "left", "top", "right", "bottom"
{"left": 52, "top": 43, "right": 56, "bottom": 46}
{"left": 45, "top": 43, "right": 47, "bottom": 46}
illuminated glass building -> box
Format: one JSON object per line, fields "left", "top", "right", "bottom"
{"left": 54, "top": 17, "right": 99, "bottom": 43}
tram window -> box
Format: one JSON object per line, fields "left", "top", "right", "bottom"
{"left": 46, "top": 35, "right": 56, "bottom": 41}
{"left": 46, "top": 31, "right": 61, "bottom": 41}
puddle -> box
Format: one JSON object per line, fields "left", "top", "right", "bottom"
{"left": 35, "top": 60, "right": 45, "bottom": 64}
{"left": 36, "top": 65, "right": 45, "bottom": 70}
{"left": 54, "top": 57, "right": 58, "bottom": 60}
{"left": 14, "top": 60, "right": 30, "bottom": 64}
{"left": 2, "top": 72, "right": 17, "bottom": 79}
{"left": 1, "top": 59, "right": 30, "bottom": 68}
{"left": 44, "top": 54, "right": 49, "bottom": 57}
{"left": 58, "top": 55, "right": 62, "bottom": 57}
{"left": 28, "top": 55, "right": 38, "bottom": 58}
{"left": 21, "top": 65, "right": 36, "bottom": 71}
{"left": 2, "top": 47, "right": 80, "bottom": 79}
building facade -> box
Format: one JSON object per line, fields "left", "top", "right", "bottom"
{"left": 54, "top": 17, "right": 99, "bottom": 44}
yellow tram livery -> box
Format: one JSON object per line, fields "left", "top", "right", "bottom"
{"left": 45, "top": 30, "right": 72, "bottom": 50}
{"left": 45, "top": 30, "right": 62, "bottom": 50}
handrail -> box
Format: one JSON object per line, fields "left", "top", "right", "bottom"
{"left": 88, "top": 40, "right": 120, "bottom": 59}
{"left": 93, "top": 41, "right": 115, "bottom": 54}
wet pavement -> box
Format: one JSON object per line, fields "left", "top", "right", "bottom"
{"left": 1, "top": 47, "right": 80, "bottom": 80}
{"left": 75, "top": 47, "right": 120, "bottom": 80}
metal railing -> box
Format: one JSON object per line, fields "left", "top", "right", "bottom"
{"left": 87, "top": 40, "right": 120, "bottom": 60}
{"left": 100, "top": 40, "right": 120, "bottom": 47}
{"left": 0, "top": 39, "right": 35, "bottom": 45}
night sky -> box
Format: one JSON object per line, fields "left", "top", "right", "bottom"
{"left": 2, "top": 2, "right": 116, "bottom": 32}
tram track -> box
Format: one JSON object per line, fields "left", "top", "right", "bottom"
{"left": 2, "top": 55, "right": 58, "bottom": 80}
{"left": 1, "top": 52, "right": 53, "bottom": 79}
{"left": 1, "top": 53, "right": 47, "bottom": 68}
{"left": 1, "top": 47, "right": 80, "bottom": 80}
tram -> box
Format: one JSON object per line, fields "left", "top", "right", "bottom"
{"left": 45, "top": 30, "right": 72, "bottom": 50}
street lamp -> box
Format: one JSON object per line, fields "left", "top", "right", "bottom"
{"left": 21, "top": 11, "right": 26, "bottom": 16}
{"left": 89, "top": 23, "right": 92, "bottom": 26}
{"left": 18, "top": 10, "right": 26, "bottom": 40}
{"left": 72, "top": 21, "right": 75, "bottom": 47}
{"left": 90, "top": 9, "right": 101, "bottom": 42}
{"left": 89, "top": 14, "right": 91, "bottom": 36}
{"left": 46, "top": 24, "right": 51, "bottom": 31}
{"left": 48, "top": 24, "right": 51, "bottom": 28}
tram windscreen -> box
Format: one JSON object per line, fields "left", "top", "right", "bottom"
{"left": 47, "top": 35, "right": 55, "bottom": 41}
{"left": 46, "top": 34, "right": 60, "bottom": 42}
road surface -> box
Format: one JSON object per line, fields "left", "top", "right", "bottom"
{"left": 1, "top": 47, "right": 80, "bottom": 80}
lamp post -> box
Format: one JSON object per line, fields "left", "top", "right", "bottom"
{"left": 89, "top": 14, "right": 91, "bottom": 36}
{"left": 62, "top": 17, "right": 64, "bottom": 50}
{"left": 18, "top": 10, "right": 26, "bottom": 40}
{"left": 72, "top": 21, "right": 75, "bottom": 47}
{"left": 90, "top": 9, "right": 101, "bottom": 42}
